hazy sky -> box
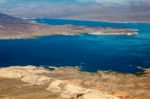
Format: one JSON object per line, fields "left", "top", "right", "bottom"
{"left": 0, "top": 0, "right": 147, "bottom": 4}
{"left": 0, "top": 0, "right": 148, "bottom": 9}
{"left": 0, "top": 0, "right": 149, "bottom": 7}
{"left": 0, "top": 0, "right": 149, "bottom": 22}
{"left": 78, "top": 0, "right": 130, "bottom": 3}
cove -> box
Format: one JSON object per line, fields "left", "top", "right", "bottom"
{"left": 0, "top": 19, "right": 150, "bottom": 73}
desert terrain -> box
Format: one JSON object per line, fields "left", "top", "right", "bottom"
{"left": 0, "top": 66, "right": 149, "bottom": 99}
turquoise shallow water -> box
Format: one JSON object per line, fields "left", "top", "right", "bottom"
{"left": 0, "top": 19, "right": 150, "bottom": 73}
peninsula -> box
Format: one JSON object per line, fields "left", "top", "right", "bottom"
{"left": 0, "top": 13, "right": 137, "bottom": 39}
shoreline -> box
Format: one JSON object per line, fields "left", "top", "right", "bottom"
{"left": 0, "top": 24, "right": 138, "bottom": 40}
{"left": 0, "top": 65, "right": 149, "bottom": 99}
{"left": 0, "top": 13, "right": 139, "bottom": 40}
{"left": 0, "top": 65, "right": 149, "bottom": 75}
{"left": 25, "top": 17, "right": 150, "bottom": 24}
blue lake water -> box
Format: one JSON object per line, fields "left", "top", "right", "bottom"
{"left": 0, "top": 19, "right": 150, "bottom": 73}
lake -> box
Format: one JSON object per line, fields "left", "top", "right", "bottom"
{"left": 0, "top": 19, "right": 150, "bottom": 73}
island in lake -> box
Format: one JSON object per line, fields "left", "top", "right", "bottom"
{"left": 0, "top": 13, "right": 137, "bottom": 39}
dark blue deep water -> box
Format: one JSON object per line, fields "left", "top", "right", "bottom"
{"left": 0, "top": 19, "right": 150, "bottom": 73}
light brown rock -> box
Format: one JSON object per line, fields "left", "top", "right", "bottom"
{"left": 79, "top": 92, "right": 118, "bottom": 99}
{"left": 21, "top": 75, "right": 52, "bottom": 85}
{"left": 47, "top": 80, "right": 64, "bottom": 93}
{"left": 60, "top": 84, "right": 86, "bottom": 98}
{"left": 2, "top": 66, "right": 149, "bottom": 99}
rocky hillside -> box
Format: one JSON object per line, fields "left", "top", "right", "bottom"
{"left": 0, "top": 66, "right": 150, "bottom": 99}
{"left": 0, "top": 13, "right": 54, "bottom": 39}
{"left": 0, "top": 66, "right": 119, "bottom": 99}
{"left": 0, "top": 13, "right": 30, "bottom": 36}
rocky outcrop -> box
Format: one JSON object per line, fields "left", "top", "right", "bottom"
{"left": 0, "top": 66, "right": 49, "bottom": 79}
{"left": 47, "top": 79, "right": 118, "bottom": 99}
{"left": 0, "top": 66, "right": 150, "bottom": 99}
{"left": 0, "top": 66, "right": 119, "bottom": 99}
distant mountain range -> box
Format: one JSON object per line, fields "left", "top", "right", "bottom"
{"left": 0, "top": 0, "right": 150, "bottom": 22}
